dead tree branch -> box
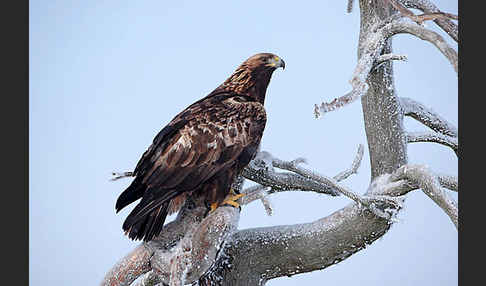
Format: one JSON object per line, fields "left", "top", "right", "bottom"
{"left": 400, "top": 97, "right": 458, "bottom": 137}
{"left": 347, "top": 0, "right": 355, "bottom": 13}
{"left": 386, "top": 0, "right": 457, "bottom": 24}
{"left": 388, "top": 19, "right": 458, "bottom": 73}
{"left": 315, "top": 14, "right": 457, "bottom": 117}
{"left": 198, "top": 162, "right": 456, "bottom": 284}
{"left": 372, "top": 53, "right": 408, "bottom": 71}
{"left": 406, "top": 131, "right": 458, "bottom": 156}
{"left": 101, "top": 244, "right": 153, "bottom": 286}
{"left": 239, "top": 145, "right": 364, "bottom": 207}
{"left": 401, "top": 0, "right": 458, "bottom": 42}
{"left": 390, "top": 164, "right": 458, "bottom": 228}
{"left": 437, "top": 174, "right": 458, "bottom": 192}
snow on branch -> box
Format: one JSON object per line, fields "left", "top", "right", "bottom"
{"left": 406, "top": 131, "right": 458, "bottom": 156}
{"left": 390, "top": 164, "right": 458, "bottom": 228}
{"left": 402, "top": 0, "right": 459, "bottom": 42}
{"left": 372, "top": 53, "right": 408, "bottom": 71}
{"left": 241, "top": 154, "right": 341, "bottom": 197}
{"left": 314, "top": 15, "right": 457, "bottom": 118}
{"left": 104, "top": 156, "right": 458, "bottom": 285}
{"left": 213, "top": 162, "right": 457, "bottom": 282}
{"left": 437, "top": 174, "right": 458, "bottom": 192}
{"left": 386, "top": 0, "right": 457, "bottom": 25}
{"left": 240, "top": 145, "right": 364, "bottom": 206}
{"left": 400, "top": 97, "right": 458, "bottom": 137}
{"left": 100, "top": 244, "right": 153, "bottom": 286}
{"left": 388, "top": 19, "right": 458, "bottom": 73}
{"left": 144, "top": 203, "right": 240, "bottom": 286}
{"left": 270, "top": 153, "right": 404, "bottom": 220}
{"left": 333, "top": 144, "right": 364, "bottom": 181}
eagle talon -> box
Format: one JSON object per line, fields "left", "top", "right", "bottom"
{"left": 209, "top": 202, "right": 219, "bottom": 213}
{"left": 209, "top": 192, "right": 245, "bottom": 212}
{"left": 222, "top": 192, "right": 245, "bottom": 209}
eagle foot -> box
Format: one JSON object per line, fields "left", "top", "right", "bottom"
{"left": 209, "top": 190, "right": 245, "bottom": 212}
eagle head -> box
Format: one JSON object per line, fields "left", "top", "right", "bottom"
{"left": 242, "top": 53, "right": 286, "bottom": 71}
{"left": 221, "top": 53, "right": 285, "bottom": 102}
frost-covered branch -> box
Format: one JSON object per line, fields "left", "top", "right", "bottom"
{"left": 333, "top": 144, "right": 364, "bottom": 181}
{"left": 437, "top": 174, "right": 458, "bottom": 192}
{"left": 400, "top": 97, "right": 457, "bottom": 137}
{"left": 347, "top": 0, "right": 355, "bottom": 13}
{"left": 100, "top": 244, "right": 153, "bottom": 286}
{"left": 241, "top": 153, "right": 341, "bottom": 197}
{"left": 145, "top": 203, "right": 240, "bottom": 286}
{"left": 270, "top": 154, "right": 403, "bottom": 220}
{"left": 200, "top": 162, "right": 456, "bottom": 284}
{"left": 386, "top": 0, "right": 457, "bottom": 24}
{"left": 402, "top": 0, "right": 458, "bottom": 42}
{"left": 391, "top": 164, "right": 458, "bottom": 228}
{"left": 315, "top": 15, "right": 457, "bottom": 117}
{"left": 388, "top": 19, "right": 458, "bottom": 73}
{"left": 372, "top": 53, "right": 408, "bottom": 71}
{"left": 132, "top": 271, "right": 161, "bottom": 286}
{"left": 240, "top": 145, "right": 364, "bottom": 206}
{"left": 406, "top": 131, "right": 458, "bottom": 156}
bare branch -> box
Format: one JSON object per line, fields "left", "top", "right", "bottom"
{"left": 147, "top": 205, "right": 240, "bottom": 285}
{"left": 241, "top": 155, "right": 341, "bottom": 197}
{"left": 260, "top": 196, "right": 274, "bottom": 216}
{"left": 271, "top": 155, "right": 403, "bottom": 220}
{"left": 386, "top": 0, "right": 457, "bottom": 24}
{"left": 111, "top": 171, "right": 134, "bottom": 181}
{"left": 437, "top": 174, "right": 458, "bottom": 192}
{"left": 400, "top": 97, "right": 457, "bottom": 137}
{"left": 373, "top": 53, "right": 408, "bottom": 71}
{"left": 315, "top": 15, "right": 457, "bottom": 117}
{"left": 388, "top": 19, "right": 458, "bottom": 73}
{"left": 333, "top": 144, "right": 365, "bottom": 181}
{"left": 132, "top": 271, "right": 161, "bottom": 286}
{"left": 314, "top": 90, "right": 359, "bottom": 118}
{"left": 347, "top": 0, "right": 355, "bottom": 13}
{"left": 240, "top": 145, "right": 364, "bottom": 206}
{"left": 100, "top": 244, "right": 153, "bottom": 286}
{"left": 402, "top": 0, "right": 458, "bottom": 42}
{"left": 314, "top": 15, "right": 458, "bottom": 118}
{"left": 406, "top": 131, "right": 458, "bottom": 156}
{"left": 215, "top": 172, "right": 407, "bottom": 284}
{"left": 391, "top": 164, "right": 458, "bottom": 228}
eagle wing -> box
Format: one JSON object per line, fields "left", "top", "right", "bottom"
{"left": 116, "top": 93, "right": 266, "bottom": 237}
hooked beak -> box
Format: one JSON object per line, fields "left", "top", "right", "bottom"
{"left": 269, "top": 56, "right": 285, "bottom": 70}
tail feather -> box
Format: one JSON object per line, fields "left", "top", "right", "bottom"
{"left": 116, "top": 176, "right": 146, "bottom": 213}
{"left": 122, "top": 197, "right": 170, "bottom": 241}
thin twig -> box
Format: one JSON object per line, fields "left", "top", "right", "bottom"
{"left": 111, "top": 171, "right": 134, "bottom": 181}
{"left": 333, "top": 144, "right": 365, "bottom": 181}
{"left": 347, "top": 0, "right": 355, "bottom": 13}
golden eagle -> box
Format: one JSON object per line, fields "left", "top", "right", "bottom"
{"left": 116, "top": 53, "right": 285, "bottom": 241}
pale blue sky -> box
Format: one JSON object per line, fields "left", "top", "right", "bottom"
{"left": 29, "top": 1, "right": 457, "bottom": 285}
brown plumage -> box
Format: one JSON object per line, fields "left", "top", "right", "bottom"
{"left": 115, "top": 53, "right": 285, "bottom": 241}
